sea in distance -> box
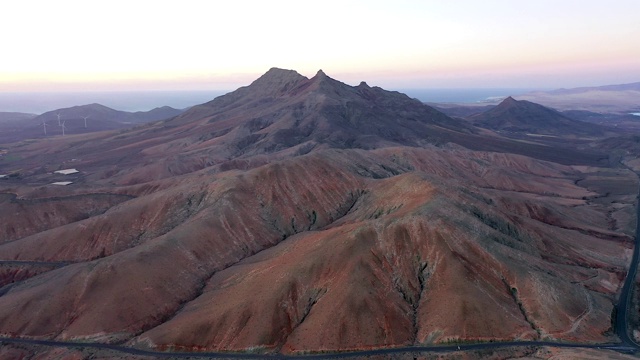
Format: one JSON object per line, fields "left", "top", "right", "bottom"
{"left": 0, "top": 88, "right": 540, "bottom": 115}
{"left": 400, "top": 88, "right": 540, "bottom": 104}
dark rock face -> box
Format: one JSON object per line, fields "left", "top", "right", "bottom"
{"left": 169, "top": 67, "right": 475, "bottom": 155}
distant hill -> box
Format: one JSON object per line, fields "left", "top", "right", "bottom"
{"left": 0, "top": 112, "right": 37, "bottom": 123}
{"left": 428, "top": 103, "right": 496, "bottom": 118}
{"left": 470, "top": 97, "right": 613, "bottom": 136}
{"left": 517, "top": 82, "right": 640, "bottom": 113}
{"left": 34, "top": 103, "right": 184, "bottom": 126}
{"left": 547, "top": 82, "right": 640, "bottom": 94}
{"left": 130, "top": 106, "right": 185, "bottom": 123}
{"left": 0, "top": 104, "right": 184, "bottom": 143}
{"left": 564, "top": 110, "right": 640, "bottom": 131}
{"left": 0, "top": 112, "right": 39, "bottom": 145}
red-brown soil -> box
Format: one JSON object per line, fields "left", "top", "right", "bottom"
{"left": 0, "top": 263, "right": 62, "bottom": 288}
{"left": 0, "top": 192, "right": 132, "bottom": 244}
{"left": 0, "top": 147, "right": 634, "bottom": 352}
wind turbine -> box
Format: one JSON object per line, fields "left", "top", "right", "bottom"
{"left": 42, "top": 120, "right": 48, "bottom": 135}
{"left": 82, "top": 115, "right": 89, "bottom": 128}
{"left": 60, "top": 120, "right": 66, "bottom": 136}
{"left": 56, "top": 113, "right": 61, "bottom": 126}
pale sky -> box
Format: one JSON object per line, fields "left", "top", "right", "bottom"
{"left": 1, "top": 0, "right": 639, "bottom": 92}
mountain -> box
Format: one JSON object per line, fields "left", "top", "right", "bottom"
{"left": 427, "top": 103, "right": 496, "bottom": 118}
{"left": 470, "top": 96, "right": 613, "bottom": 136}
{"left": 167, "top": 67, "right": 478, "bottom": 152}
{"left": 0, "top": 68, "right": 638, "bottom": 356}
{"left": 0, "top": 112, "right": 39, "bottom": 145}
{"left": 131, "top": 105, "right": 185, "bottom": 123}
{"left": 547, "top": 82, "right": 640, "bottom": 95}
{"left": 516, "top": 82, "right": 640, "bottom": 113}
{"left": 0, "top": 112, "right": 37, "bottom": 123}
{"left": 0, "top": 104, "right": 184, "bottom": 143}
{"left": 34, "top": 103, "right": 184, "bottom": 126}
{"left": 563, "top": 110, "right": 640, "bottom": 131}
{"left": 1, "top": 68, "right": 601, "bottom": 185}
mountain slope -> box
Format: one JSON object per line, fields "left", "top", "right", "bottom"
{"left": 0, "top": 112, "right": 37, "bottom": 123}
{"left": 34, "top": 103, "right": 184, "bottom": 128}
{"left": 428, "top": 103, "right": 496, "bottom": 118}
{"left": 0, "top": 104, "right": 184, "bottom": 144}
{"left": 0, "top": 147, "right": 634, "bottom": 352}
{"left": 0, "top": 69, "right": 607, "bottom": 188}
{"left": 470, "top": 97, "right": 612, "bottom": 136}
{"left": 131, "top": 106, "right": 185, "bottom": 123}
{"left": 167, "top": 67, "right": 477, "bottom": 152}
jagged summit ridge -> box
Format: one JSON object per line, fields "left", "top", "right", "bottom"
{"left": 210, "top": 68, "right": 401, "bottom": 104}
{"left": 163, "top": 67, "right": 481, "bottom": 158}
{"left": 246, "top": 67, "right": 308, "bottom": 96}
{"left": 501, "top": 96, "right": 517, "bottom": 104}
{"left": 250, "top": 68, "right": 353, "bottom": 98}
{"left": 253, "top": 67, "right": 307, "bottom": 84}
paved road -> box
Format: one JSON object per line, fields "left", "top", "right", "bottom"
{"left": 614, "top": 180, "right": 640, "bottom": 347}
{"left": 0, "top": 336, "right": 637, "bottom": 359}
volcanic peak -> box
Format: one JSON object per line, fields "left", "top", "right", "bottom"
{"left": 501, "top": 96, "right": 517, "bottom": 105}
{"left": 247, "top": 67, "right": 308, "bottom": 95}
{"left": 306, "top": 69, "right": 364, "bottom": 101}
{"left": 256, "top": 67, "right": 306, "bottom": 83}
{"left": 471, "top": 94, "right": 610, "bottom": 136}
{"left": 309, "top": 68, "right": 340, "bottom": 85}
{"left": 495, "top": 96, "right": 560, "bottom": 113}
